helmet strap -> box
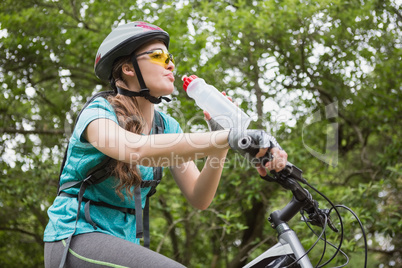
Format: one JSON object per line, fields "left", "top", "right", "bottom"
{"left": 115, "top": 86, "right": 170, "bottom": 104}
{"left": 116, "top": 55, "right": 171, "bottom": 104}
{"left": 131, "top": 55, "right": 147, "bottom": 91}
{"left": 110, "top": 77, "right": 118, "bottom": 91}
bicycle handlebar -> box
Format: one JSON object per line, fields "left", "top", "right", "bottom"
{"left": 238, "top": 136, "right": 306, "bottom": 183}
{"left": 238, "top": 135, "right": 338, "bottom": 232}
{"left": 261, "top": 171, "right": 338, "bottom": 233}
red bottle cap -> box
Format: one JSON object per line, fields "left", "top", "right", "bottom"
{"left": 182, "top": 75, "right": 198, "bottom": 91}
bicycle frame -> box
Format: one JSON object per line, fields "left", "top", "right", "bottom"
{"left": 243, "top": 194, "right": 314, "bottom": 268}
{"left": 244, "top": 223, "right": 312, "bottom": 268}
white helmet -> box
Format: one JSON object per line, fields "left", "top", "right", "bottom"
{"left": 94, "top": 22, "right": 171, "bottom": 104}
{"left": 94, "top": 21, "right": 170, "bottom": 81}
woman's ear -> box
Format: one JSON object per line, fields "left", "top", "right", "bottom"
{"left": 121, "top": 63, "right": 135, "bottom": 77}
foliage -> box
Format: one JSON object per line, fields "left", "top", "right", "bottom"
{"left": 0, "top": 0, "right": 401, "bottom": 267}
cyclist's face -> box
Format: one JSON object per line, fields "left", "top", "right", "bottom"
{"left": 135, "top": 41, "right": 175, "bottom": 97}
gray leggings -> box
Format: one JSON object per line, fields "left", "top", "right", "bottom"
{"left": 44, "top": 232, "right": 186, "bottom": 268}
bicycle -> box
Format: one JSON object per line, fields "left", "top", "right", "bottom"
{"left": 238, "top": 137, "right": 368, "bottom": 268}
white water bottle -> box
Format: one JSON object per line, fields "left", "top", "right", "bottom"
{"left": 182, "top": 75, "right": 251, "bottom": 130}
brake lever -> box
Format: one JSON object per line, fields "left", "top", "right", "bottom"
{"left": 303, "top": 208, "right": 339, "bottom": 233}
{"left": 328, "top": 220, "right": 339, "bottom": 232}
{"left": 323, "top": 209, "right": 339, "bottom": 232}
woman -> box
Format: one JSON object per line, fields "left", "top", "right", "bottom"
{"left": 43, "top": 21, "right": 287, "bottom": 268}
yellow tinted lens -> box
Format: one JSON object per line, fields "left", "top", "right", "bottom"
{"left": 148, "top": 50, "right": 174, "bottom": 66}
{"left": 149, "top": 50, "right": 167, "bottom": 65}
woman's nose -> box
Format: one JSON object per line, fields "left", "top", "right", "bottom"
{"left": 167, "top": 60, "right": 175, "bottom": 71}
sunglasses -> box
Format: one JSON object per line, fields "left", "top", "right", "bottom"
{"left": 135, "top": 49, "right": 175, "bottom": 67}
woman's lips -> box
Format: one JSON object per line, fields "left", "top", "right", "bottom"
{"left": 166, "top": 73, "right": 175, "bottom": 82}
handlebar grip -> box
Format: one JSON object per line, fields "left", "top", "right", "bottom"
{"left": 239, "top": 136, "right": 307, "bottom": 184}
{"left": 238, "top": 136, "right": 273, "bottom": 165}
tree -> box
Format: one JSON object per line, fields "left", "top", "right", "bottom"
{"left": 1, "top": 0, "right": 401, "bottom": 267}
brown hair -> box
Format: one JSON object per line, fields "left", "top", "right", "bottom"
{"left": 108, "top": 55, "right": 145, "bottom": 200}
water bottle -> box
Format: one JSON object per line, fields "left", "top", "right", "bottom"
{"left": 182, "top": 75, "right": 251, "bottom": 130}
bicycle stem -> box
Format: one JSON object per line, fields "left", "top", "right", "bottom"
{"left": 266, "top": 184, "right": 316, "bottom": 268}
{"left": 268, "top": 189, "right": 313, "bottom": 229}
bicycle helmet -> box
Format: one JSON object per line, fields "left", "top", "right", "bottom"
{"left": 94, "top": 21, "right": 171, "bottom": 103}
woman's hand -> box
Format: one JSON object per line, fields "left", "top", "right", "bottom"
{"left": 201, "top": 92, "right": 288, "bottom": 177}
{"left": 256, "top": 147, "right": 288, "bottom": 176}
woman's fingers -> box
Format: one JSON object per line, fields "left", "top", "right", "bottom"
{"left": 264, "top": 147, "right": 288, "bottom": 172}
{"left": 256, "top": 163, "right": 267, "bottom": 176}
{"left": 256, "top": 148, "right": 268, "bottom": 158}
{"left": 255, "top": 147, "right": 288, "bottom": 176}
{"left": 203, "top": 110, "right": 212, "bottom": 121}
